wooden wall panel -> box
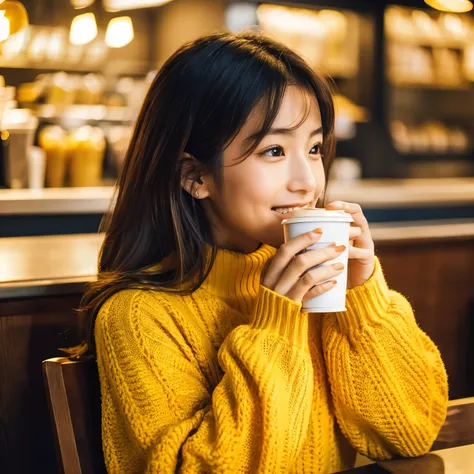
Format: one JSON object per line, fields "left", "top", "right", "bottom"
{"left": 0, "top": 295, "right": 82, "bottom": 474}
{"left": 376, "top": 239, "right": 474, "bottom": 399}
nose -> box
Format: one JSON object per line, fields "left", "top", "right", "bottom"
{"left": 286, "top": 152, "right": 318, "bottom": 196}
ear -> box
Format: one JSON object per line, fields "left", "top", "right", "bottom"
{"left": 180, "top": 153, "right": 211, "bottom": 199}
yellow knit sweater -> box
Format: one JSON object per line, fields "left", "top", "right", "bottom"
{"left": 95, "top": 245, "right": 448, "bottom": 474}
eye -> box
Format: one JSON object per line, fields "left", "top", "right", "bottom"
{"left": 262, "top": 146, "right": 285, "bottom": 157}
{"left": 310, "top": 143, "right": 322, "bottom": 156}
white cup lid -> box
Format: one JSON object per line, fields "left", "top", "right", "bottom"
{"left": 282, "top": 208, "right": 353, "bottom": 224}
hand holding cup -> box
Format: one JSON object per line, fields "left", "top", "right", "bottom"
{"left": 261, "top": 228, "right": 347, "bottom": 305}
{"left": 325, "top": 201, "right": 375, "bottom": 289}
{"left": 279, "top": 209, "right": 353, "bottom": 312}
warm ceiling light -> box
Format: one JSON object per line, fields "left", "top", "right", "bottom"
{"left": 225, "top": 3, "right": 257, "bottom": 33}
{"left": 424, "top": 0, "right": 473, "bottom": 12}
{"left": 70, "top": 0, "right": 95, "bottom": 8}
{"left": 0, "top": 1, "right": 28, "bottom": 42}
{"left": 103, "top": 0, "right": 173, "bottom": 11}
{"left": 105, "top": 16, "right": 134, "bottom": 48}
{"left": 69, "top": 12, "right": 98, "bottom": 45}
{"left": 0, "top": 11, "right": 9, "bottom": 42}
{"left": 257, "top": 4, "right": 325, "bottom": 37}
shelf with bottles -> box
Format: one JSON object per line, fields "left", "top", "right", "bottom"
{"left": 390, "top": 120, "right": 472, "bottom": 160}
{"left": 386, "top": 42, "right": 473, "bottom": 89}
{"left": 24, "top": 71, "right": 146, "bottom": 186}
{"left": 0, "top": 24, "right": 149, "bottom": 75}
{"left": 385, "top": 6, "right": 474, "bottom": 49}
{"left": 33, "top": 121, "right": 132, "bottom": 188}
{"left": 15, "top": 70, "right": 155, "bottom": 126}
{"left": 225, "top": 3, "right": 361, "bottom": 80}
{"left": 35, "top": 104, "right": 135, "bottom": 124}
{"left": 333, "top": 94, "right": 370, "bottom": 141}
{"left": 385, "top": 6, "right": 474, "bottom": 90}
{"left": 0, "top": 69, "right": 150, "bottom": 189}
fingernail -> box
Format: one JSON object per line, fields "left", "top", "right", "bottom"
{"left": 333, "top": 262, "right": 344, "bottom": 270}
{"left": 335, "top": 245, "right": 346, "bottom": 252}
{"left": 312, "top": 228, "right": 322, "bottom": 236}
{"left": 330, "top": 280, "right": 337, "bottom": 286}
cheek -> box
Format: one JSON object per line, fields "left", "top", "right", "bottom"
{"left": 221, "top": 161, "right": 277, "bottom": 207}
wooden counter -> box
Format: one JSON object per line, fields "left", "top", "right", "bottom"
{"left": 2, "top": 179, "right": 474, "bottom": 237}
{"left": 2, "top": 219, "right": 474, "bottom": 298}
{"left": 0, "top": 233, "right": 101, "bottom": 299}
{"left": 1, "top": 178, "right": 474, "bottom": 215}
{"left": 339, "top": 443, "right": 474, "bottom": 473}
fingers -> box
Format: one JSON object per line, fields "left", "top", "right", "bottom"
{"left": 302, "top": 280, "right": 338, "bottom": 304}
{"left": 262, "top": 228, "right": 323, "bottom": 289}
{"left": 273, "top": 245, "right": 346, "bottom": 296}
{"left": 326, "top": 201, "right": 369, "bottom": 230}
{"left": 327, "top": 201, "right": 373, "bottom": 249}
{"left": 348, "top": 246, "right": 374, "bottom": 261}
{"left": 349, "top": 226, "right": 362, "bottom": 241}
{"left": 287, "top": 262, "right": 345, "bottom": 302}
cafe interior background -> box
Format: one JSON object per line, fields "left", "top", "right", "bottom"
{"left": 0, "top": 0, "right": 474, "bottom": 473}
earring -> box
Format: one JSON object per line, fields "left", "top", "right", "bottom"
{"left": 195, "top": 177, "right": 202, "bottom": 198}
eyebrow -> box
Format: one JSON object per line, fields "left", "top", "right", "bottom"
{"left": 245, "top": 126, "right": 323, "bottom": 142}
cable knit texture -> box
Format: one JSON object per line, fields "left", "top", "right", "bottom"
{"left": 95, "top": 245, "right": 448, "bottom": 473}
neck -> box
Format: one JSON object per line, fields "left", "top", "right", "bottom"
{"left": 203, "top": 201, "right": 262, "bottom": 254}
{"left": 200, "top": 244, "right": 276, "bottom": 315}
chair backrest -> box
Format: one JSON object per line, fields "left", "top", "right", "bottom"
{"left": 42, "top": 356, "right": 106, "bottom": 474}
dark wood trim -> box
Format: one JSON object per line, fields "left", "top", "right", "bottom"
{"left": 43, "top": 358, "right": 81, "bottom": 474}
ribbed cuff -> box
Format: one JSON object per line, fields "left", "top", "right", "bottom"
{"left": 251, "top": 285, "right": 308, "bottom": 351}
{"left": 336, "top": 257, "right": 392, "bottom": 335}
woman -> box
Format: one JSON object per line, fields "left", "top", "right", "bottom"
{"left": 79, "top": 33, "right": 448, "bottom": 473}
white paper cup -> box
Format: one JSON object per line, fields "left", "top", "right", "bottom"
{"left": 27, "top": 146, "right": 46, "bottom": 189}
{"left": 282, "top": 209, "right": 354, "bottom": 313}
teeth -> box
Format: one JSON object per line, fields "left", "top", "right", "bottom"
{"left": 274, "top": 206, "right": 305, "bottom": 214}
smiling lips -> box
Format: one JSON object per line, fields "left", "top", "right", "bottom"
{"left": 272, "top": 204, "right": 312, "bottom": 215}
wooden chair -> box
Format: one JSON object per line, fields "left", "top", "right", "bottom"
{"left": 42, "top": 356, "right": 106, "bottom": 474}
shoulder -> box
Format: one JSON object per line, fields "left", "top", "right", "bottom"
{"left": 96, "top": 288, "right": 178, "bottom": 332}
{"left": 94, "top": 287, "right": 221, "bottom": 366}
{"left": 94, "top": 289, "right": 186, "bottom": 359}
{"left": 95, "top": 286, "right": 216, "bottom": 344}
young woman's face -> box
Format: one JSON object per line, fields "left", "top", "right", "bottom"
{"left": 203, "top": 86, "right": 326, "bottom": 252}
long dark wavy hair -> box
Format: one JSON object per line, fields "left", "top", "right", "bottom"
{"left": 73, "top": 32, "right": 336, "bottom": 355}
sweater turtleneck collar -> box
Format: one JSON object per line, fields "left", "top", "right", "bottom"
{"left": 200, "top": 244, "right": 277, "bottom": 315}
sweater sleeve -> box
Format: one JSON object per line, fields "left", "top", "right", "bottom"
{"left": 321, "top": 257, "right": 448, "bottom": 460}
{"left": 95, "top": 287, "right": 314, "bottom": 474}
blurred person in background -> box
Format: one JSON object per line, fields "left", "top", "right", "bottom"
{"left": 72, "top": 33, "right": 448, "bottom": 473}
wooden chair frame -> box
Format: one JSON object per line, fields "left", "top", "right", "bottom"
{"left": 42, "top": 356, "right": 106, "bottom": 474}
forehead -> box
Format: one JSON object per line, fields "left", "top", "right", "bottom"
{"left": 272, "top": 86, "right": 322, "bottom": 129}
{"left": 238, "top": 86, "right": 322, "bottom": 140}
